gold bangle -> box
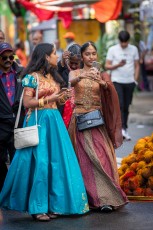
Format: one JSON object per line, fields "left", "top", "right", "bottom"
{"left": 39, "top": 98, "right": 44, "bottom": 107}
{"left": 41, "top": 98, "right": 44, "bottom": 107}
{"left": 58, "top": 98, "right": 65, "bottom": 105}
{"left": 38, "top": 99, "right": 41, "bottom": 107}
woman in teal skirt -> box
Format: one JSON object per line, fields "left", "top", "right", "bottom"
{"left": 0, "top": 43, "right": 89, "bottom": 221}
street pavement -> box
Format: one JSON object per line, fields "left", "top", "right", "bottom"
{"left": 0, "top": 202, "right": 153, "bottom": 230}
{"left": 116, "top": 91, "right": 153, "bottom": 165}
{"left": 0, "top": 91, "right": 153, "bottom": 230}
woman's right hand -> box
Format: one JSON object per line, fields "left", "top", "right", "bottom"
{"left": 61, "top": 51, "right": 71, "bottom": 65}
{"left": 48, "top": 89, "right": 72, "bottom": 103}
{"left": 48, "top": 92, "right": 60, "bottom": 103}
{"left": 118, "top": 60, "right": 126, "bottom": 67}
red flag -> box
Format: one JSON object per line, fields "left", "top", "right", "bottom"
{"left": 17, "top": 0, "right": 54, "bottom": 21}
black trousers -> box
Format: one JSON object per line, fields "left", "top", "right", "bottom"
{"left": 140, "top": 62, "right": 150, "bottom": 91}
{"left": 113, "top": 82, "right": 135, "bottom": 130}
{"left": 0, "top": 119, "right": 15, "bottom": 192}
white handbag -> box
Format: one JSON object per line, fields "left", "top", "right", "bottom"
{"left": 14, "top": 74, "right": 39, "bottom": 149}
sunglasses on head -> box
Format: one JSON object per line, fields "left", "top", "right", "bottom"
{"left": 0, "top": 55, "right": 14, "bottom": 61}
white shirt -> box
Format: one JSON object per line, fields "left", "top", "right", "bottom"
{"left": 140, "top": 0, "right": 153, "bottom": 23}
{"left": 106, "top": 44, "right": 139, "bottom": 83}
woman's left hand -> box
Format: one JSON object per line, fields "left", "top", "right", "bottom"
{"left": 87, "top": 68, "right": 107, "bottom": 88}
{"left": 87, "top": 68, "right": 101, "bottom": 83}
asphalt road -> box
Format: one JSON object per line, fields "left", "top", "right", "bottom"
{"left": 0, "top": 122, "right": 153, "bottom": 230}
{"left": 1, "top": 202, "right": 153, "bottom": 230}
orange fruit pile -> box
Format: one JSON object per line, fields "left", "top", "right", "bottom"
{"left": 118, "top": 133, "right": 153, "bottom": 196}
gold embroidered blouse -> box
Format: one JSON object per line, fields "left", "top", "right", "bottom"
{"left": 23, "top": 73, "right": 60, "bottom": 110}
{"left": 72, "top": 70, "right": 102, "bottom": 114}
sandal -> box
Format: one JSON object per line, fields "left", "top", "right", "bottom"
{"left": 32, "top": 213, "right": 50, "bottom": 222}
{"left": 47, "top": 213, "right": 58, "bottom": 219}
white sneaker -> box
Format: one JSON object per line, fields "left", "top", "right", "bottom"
{"left": 125, "top": 130, "right": 131, "bottom": 141}
{"left": 122, "top": 129, "right": 126, "bottom": 139}
{"left": 122, "top": 129, "right": 131, "bottom": 141}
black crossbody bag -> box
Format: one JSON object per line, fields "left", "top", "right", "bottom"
{"left": 76, "top": 109, "right": 104, "bottom": 131}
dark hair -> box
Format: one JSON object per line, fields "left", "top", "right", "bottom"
{"left": 21, "top": 43, "right": 64, "bottom": 85}
{"left": 15, "top": 41, "right": 24, "bottom": 51}
{"left": 68, "top": 43, "right": 81, "bottom": 58}
{"left": 80, "top": 42, "right": 97, "bottom": 68}
{"left": 118, "top": 31, "right": 130, "bottom": 42}
{"left": 80, "top": 41, "right": 97, "bottom": 56}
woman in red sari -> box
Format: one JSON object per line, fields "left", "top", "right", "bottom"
{"left": 68, "top": 42, "right": 128, "bottom": 212}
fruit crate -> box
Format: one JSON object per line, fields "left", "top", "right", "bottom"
{"left": 128, "top": 196, "right": 153, "bottom": 201}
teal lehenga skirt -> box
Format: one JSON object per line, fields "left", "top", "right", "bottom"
{"left": 0, "top": 109, "right": 89, "bottom": 215}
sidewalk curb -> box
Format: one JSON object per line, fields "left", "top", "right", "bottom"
{"left": 129, "top": 114, "right": 153, "bottom": 125}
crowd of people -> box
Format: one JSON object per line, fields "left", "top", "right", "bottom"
{"left": 0, "top": 28, "right": 150, "bottom": 222}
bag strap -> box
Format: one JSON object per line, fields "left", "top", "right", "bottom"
{"left": 14, "top": 73, "right": 39, "bottom": 129}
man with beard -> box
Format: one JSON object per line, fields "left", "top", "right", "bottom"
{"left": 0, "top": 42, "right": 25, "bottom": 191}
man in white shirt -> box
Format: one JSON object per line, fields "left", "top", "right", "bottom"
{"left": 105, "top": 30, "right": 140, "bottom": 140}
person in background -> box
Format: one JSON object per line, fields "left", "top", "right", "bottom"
{"left": 57, "top": 44, "right": 81, "bottom": 127}
{"left": 15, "top": 41, "right": 27, "bottom": 67}
{"left": 0, "top": 31, "right": 24, "bottom": 66}
{"left": 30, "top": 30, "right": 43, "bottom": 54}
{"left": 0, "top": 42, "right": 24, "bottom": 192}
{"left": 58, "top": 43, "right": 81, "bottom": 87}
{"left": 0, "top": 43, "right": 89, "bottom": 221}
{"left": 105, "top": 31, "right": 140, "bottom": 141}
{"left": 68, "top": 41, "right": 128, "bottom": 212}
{"left": 54, "top": 39, "right": 63, "bottom": 61}
{"left": 63, "top": 32, "right": 76, "bottom": 50}
{"left": 0, "top": 30, "right": 5, "bottom": 43}
{"left": 139, "top": 40, "right": 150, "bottom": 91}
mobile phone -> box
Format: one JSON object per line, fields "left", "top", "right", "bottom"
{"left": 122, "top": 59, "right": 126, "bottom": 63}
{"left": 68, "top": 81, "right": 71, "bottom": 89}
{"left": 92, "top": 61, "right": 101, "bottom": 71}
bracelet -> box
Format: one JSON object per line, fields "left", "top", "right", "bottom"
{"left": 38, "top": 99, "right": 41, "bottom": 107}
{"left": 38, "top": 98, "right": 44, "bottom": 107}
{"left": 58, "top": 98, "right": 66, "bottom": 105}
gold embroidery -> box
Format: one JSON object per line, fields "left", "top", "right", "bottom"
{"left": 26, "top": 109, "right": 32, "bottom": 123}
{"left": 83, "top": 203, "right": 89, "bottom": 213}
{"left": 82, "top": 78, "right": 93, "bottom": 110}
{"left": 81, "top": 193, "right": 89, "bottom": 213}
